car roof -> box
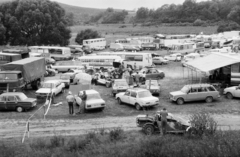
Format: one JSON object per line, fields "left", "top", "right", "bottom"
{"left": 128, "top": 88, "right": 148, "bottom": 92}
{"left": 45, "top": 80, "right": 60, "bottom": 83}
{"left": 185, "top": 84, "right": 212, "bottom": 88}
{"left": 80, "top": 89, "right": 99, "bottom": 94}
{"left": 1, "top": 92, "right": 25, "bottom": 96}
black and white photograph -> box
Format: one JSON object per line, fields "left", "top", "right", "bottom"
{"left": 0, "top": 0, "right": 240, "bottom": 156}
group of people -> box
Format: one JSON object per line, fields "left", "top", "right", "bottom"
{"left": 66, "top": 91, "right": 87, "bottom": 115}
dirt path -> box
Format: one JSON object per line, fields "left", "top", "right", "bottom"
{"left": 0, "top": 114, "right": 239, "bottom": 139}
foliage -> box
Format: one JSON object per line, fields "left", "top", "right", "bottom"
{"left": 134, "top": 0, "right": 240, "bottom": 25}
{"left": 109, "top": 127, "right": 124, "bottom": 141}
{"left": 0, "top": 0, "right": 71, "bottom": 46}
{"left": 193, "top": 19, "right": 206, "bottom": 26}
{"left": 64, "top": 12, "right": 75, "bottom": 26}
{"left": 217, "top": 21, "right": 240, "bottom": 33}
{"left": 75, "top": 28, "right": 101, "bottom": 45}
{"left": 189, "top": 111, "right": 217, "bottom": 137}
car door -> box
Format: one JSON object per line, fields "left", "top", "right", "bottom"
{"left": 121, "top": 90, "right": 130, "bottom": 104}
{"left": 198, "top": 87, "right": 209, "bottom": 100}
{"left": 6, "top": 96, "right": 18, "bottom": 110}
{"left": 233, "top": 87, "right": 240, "bottom": 97}
{"left": 186, "top": 87, "right": 200, "bottom": 101}
{"left": 129, "top": 91, "right": 137, "bottom": 105}
{"left": 0, "top": 96, "right": 7, "bottom": 110}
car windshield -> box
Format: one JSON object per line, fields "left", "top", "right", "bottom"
{"left": 18, "top": 93, "right": 28, "bottom": 100}
{"left": 138, "top": 91, "right": 152, "bottom": 98}
{"left": 60, "top": 75, "right": 71, "bottom": 80}
{"left": 42, "top": 83, "right": 55, "bottom": 88}
{"left": 181, "top": 86, "right": 189, "bottom": 93}
{"left": 87, "top": 93, "right": 101, "bottom": 100}
{"left": 115, "top": 81, "right": 128, "bottom": 86}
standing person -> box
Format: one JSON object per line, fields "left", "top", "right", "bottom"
{"left": 135, "top": 72, "right": 140, "bottom": 86}
{"left": 134, "top": 63, "right": 137, "bottom": 71}
{"left": 81, "top": 91, "right": 87, "bottom": 113}
{"left": 66, "top": 91, "right": 75, "bottom": 115}
{"left": 128, "top": 66, "right": 132, "bottom": 75}
{"left": 160, "top": 108, "right": 168, "bottom": 135}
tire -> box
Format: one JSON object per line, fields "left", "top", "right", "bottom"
{"left": 176, "top": 98, "right": 184, "bottom": 105}
{"left": 143, "top": 124, "right": 154, "bottom": 135}
{"left": 16, "top": 106, "right": 24, "bottom": 113}
{"left": 135, "top": 103, "right": 141, "bottom": 110}
{"left": 226, "top": 92, "right": 233, "bottom": 99}
{"left": 117, "top": 98, "right": 122, "bottom": 105}
{"left": 205, "top": 96, "right": 213, "bottom": 103}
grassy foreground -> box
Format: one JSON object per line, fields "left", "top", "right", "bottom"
{"left": 1, "top": 128, "right": 240, "bottom": 157}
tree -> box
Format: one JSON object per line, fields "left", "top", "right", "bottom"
{"left": 0, "top": 0, "right": 71, "bottom": 46}
{"left": 136, "top": 7, "right": 149, "bottom": 19}
{"left": 75, "top": 29, "right": 101, "bottom": 45}
{"left": 217, "top": 21, "right": 240, "bottom": 33}
{"left": 193, "top": 19, "right": 206, "bottom": 26}
{"left": 227, "top": 6, "right": 240, "bottom": 25}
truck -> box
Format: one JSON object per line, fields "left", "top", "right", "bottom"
{"left": 0, "top": 53, "right": 22, "bottom": 65}
{"left": 142, "top": 43, "right": 157, "bottom": 50}
{"left": 2, "top": 49, "right": 30, "bottom": 59}
{"left": 0, "top": 57, "right": 46, "bottom": 93}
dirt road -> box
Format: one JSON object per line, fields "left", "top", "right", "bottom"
{"left": 0, "top": 114, "right": 239, "bottom": 139}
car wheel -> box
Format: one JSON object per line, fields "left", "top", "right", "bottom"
{"left": 135, "top": 103, "right": 141, "bottom": 110}
{"left": 205, "top": 96, "right": 213, "bottom": 103}
{"left": 226, "top": 92, "right": 233, "bottom": 99}
{"left": 16, "top": 106, "right": 24, "bottom": 113}
{"left": 176, "top": 98, "right": 184, "bottom": 105}
{"left": 117, "top": 98, "right": 122, "bottom": 105}
{"left": 143, "top": 124, "right": 154, "bottom": 135}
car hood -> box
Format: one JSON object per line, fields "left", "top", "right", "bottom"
{"left": 224, "top": 86, "right": 237, "bottom": 91}
{"left": 145, "top": 85, "right": 159, "bottom": 90}
{"left": 36, "top": 88, "right": 54, "bottom": 94}
{"left": 113, "top": 86, "right": 129, "bottom": 90}
{"left": 116, "top": 92, "right": 125, "bottom": 97}
{"left": 170, "top": 91, "right": 186, "bottom": 96}
{"left": 87, "top": 99, "right": 105, "bottom": 104}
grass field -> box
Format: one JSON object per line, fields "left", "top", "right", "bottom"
{"left": 69, "top": 24, "right": 218, "bottom": 45}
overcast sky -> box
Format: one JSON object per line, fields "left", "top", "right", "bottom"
{"left": 52, "top": 0, "right": 207, "bottom": 10}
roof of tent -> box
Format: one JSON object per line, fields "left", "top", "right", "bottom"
{"left": 185, "top": 53, "right": 240, "bottom": 73}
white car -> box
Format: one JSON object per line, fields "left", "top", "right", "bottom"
{"left": 140, "top": 80, "right": 161, "bottom": 95}
{"left": 77, "top": 90, "right": 106, "bottom": 111}
{"left": 164, "top": 53, "right": 182, "bottom": 61}
{"left": 223, "top": 85, "right": 240, "bottom": 99}
{"left": 35, "top": 80, "right": 65, "bottom": 99}
{"left": 153, "top": 57, "right": 169, "bottom": 65}
{"left": 115, "top": 88, "right": 159, "bottom": 110}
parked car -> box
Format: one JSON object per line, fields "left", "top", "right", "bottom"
{"left": 50, "top": 64, "right": 85, "bottom": 73}
{"left": 92, "top": 46, "right": 105, "bottom": 51}
{"left": 223, "top": 85, "right": 240, "bottom": 99}
{"left": 60, "top": 72, "right": 79, "bottom": 88}
{"left": 169, "top": 84, "right": 220, "bottom": 105}
{"left": 35, "top": 80, "right": 65, "bottom": 99}
{"left": 136, "top": 113, "right": 194, "bottom": 135}
{"left": 164, "top": 53, "right": 182, "bottom": 61}
{"left": 75, "top": 89, "right": 105, "bottom": 111}
{"left": 124, "top": 45, "right": 140, "bottom": 51}
{"left": 45, "top": 58, "right": 56, "bottom": 65}
{"left": 153, "top": 57, "right": 169, "bottom": 65}
{"left": 112, "top": 79, "right": 129, "bottom": 97}
{"left": 115, "top": 88, "right": 159, "bottom": 110}
{"left": 95, "top": 72, "right": 113, "bottom": 88}
{"left": 132, "top": 67, "right": 165, "bottom": 81}
{"left": 0, "top": 92, "right": 37, "bottom": 112}
{"left": 140, "top": 80, "right": 161, "bottom": 95}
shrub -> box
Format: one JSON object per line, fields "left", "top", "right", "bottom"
{"left": 193, "top": 19, "right": 206, "bottom": 26}
{"left": 65, "top": 137, "right": 89, "bottom": 151}
{"left": 49, "top": 135, "right": 65, "bottom": 148}
{"left": 189, "top": 111, "right": 217, "bottom": 137}
{"left": 75, "top": 29, "right": 101, "bottom": 45}
{"left": 109, "top": 127, "right": 124, "bottom": 141}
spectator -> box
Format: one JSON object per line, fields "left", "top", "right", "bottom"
{"left": 81, "top": 91, "right": 87, "bottom": 112}
{"left": 135, "top": 72, "right": 140, "bottom": 86}
{"left": 160, "top": 108, "right": 168, "bottom": 135}
{"left": 66, "top": 91, "right": 75, "bottom": 115}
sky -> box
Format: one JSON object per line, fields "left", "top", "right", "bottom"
{"left": 52, "top": 0, "right": 207, "bottom": 10}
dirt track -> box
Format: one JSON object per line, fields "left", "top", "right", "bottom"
{"left": 0, "top": 114, "right": 239, "bottom": 139}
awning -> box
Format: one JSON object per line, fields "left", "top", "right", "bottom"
{"left": 185, "top": 53, "right": 240, "bottom": 73}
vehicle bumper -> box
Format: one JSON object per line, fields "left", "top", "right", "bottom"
{"left": 85, "top": 104, "right": 105, "bottom": 110}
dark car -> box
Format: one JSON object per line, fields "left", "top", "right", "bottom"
{"left": 0, "top": 92, "right": 37, "bottom": 112}
{"left": 136, "top": 113, "right": 195, "bottom": 135}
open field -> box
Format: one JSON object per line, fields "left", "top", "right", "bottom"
{"left": 69, "top": 24, "right": 218, "bottom": 45}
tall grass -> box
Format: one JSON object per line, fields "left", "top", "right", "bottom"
{"left": 2, "top": 128, "right": 240, "bottom": 157}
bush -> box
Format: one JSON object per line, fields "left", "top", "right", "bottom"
{"left": 49, "top": 135, "right": 65, "bottom": 148}
{"left": 189, "top": 111, "right": 217, "bottom": 137}
{"left": 75, "top": 29, "right": 101, "bottom": 45}
{"left": 193, "top": 19, "right": 206, "bottom": 26}
{"left": 109, "top": 127, "right": 125, "bottom": 141}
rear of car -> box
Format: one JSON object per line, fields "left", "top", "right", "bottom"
{"left": 112, "top": 79, "right": 129, "bottom": 96}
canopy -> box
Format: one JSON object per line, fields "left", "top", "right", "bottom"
{"left": 185, "top": 53, "right": 240, "bottom": 73}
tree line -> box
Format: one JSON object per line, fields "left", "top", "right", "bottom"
{"left": 0, "top": 0, "right": 71, "bottom": 46}
{"left": 134, "top": 0, "right": 240, "bottom": 32}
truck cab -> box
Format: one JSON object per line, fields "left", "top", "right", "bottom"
{"left": 0, "top": 71, "right": 24, "bottom": 93}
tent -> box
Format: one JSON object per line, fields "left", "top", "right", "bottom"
{"left": 185, "top": 53, "right": 240, "bottom": 74}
